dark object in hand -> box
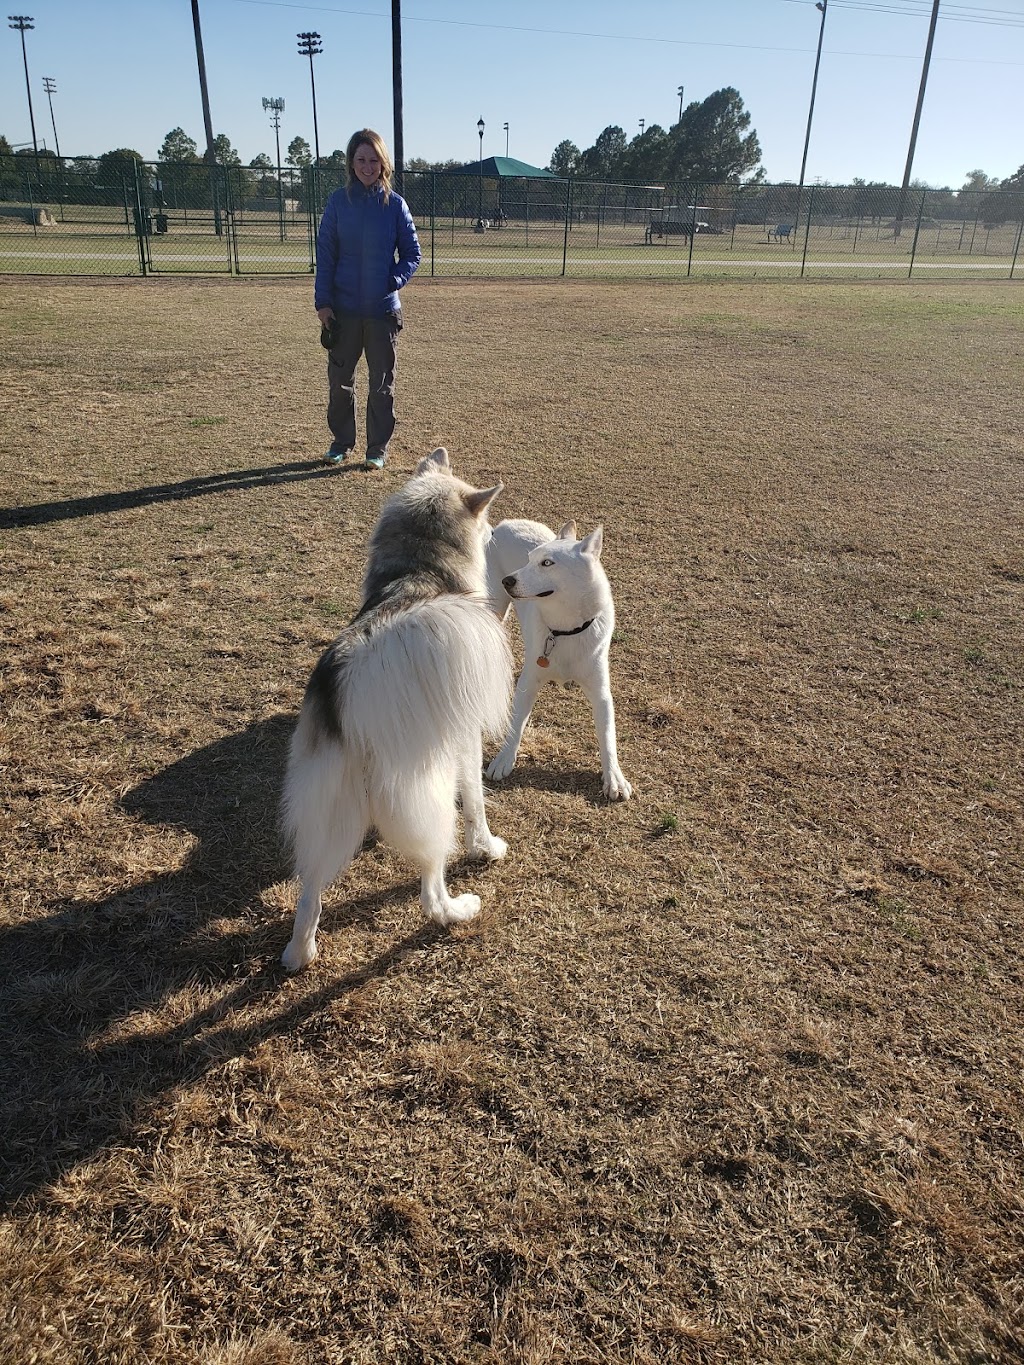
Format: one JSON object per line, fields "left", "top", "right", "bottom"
{"left": 320, "top": 317, "right": 339, "bottom": 349}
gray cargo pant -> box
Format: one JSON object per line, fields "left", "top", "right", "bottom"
{"left": 326, "top": 311, "right": 402, "bottom": 460}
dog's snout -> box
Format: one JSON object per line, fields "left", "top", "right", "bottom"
{"left": 502, "top": 574, "right": 517, "bottom": 591}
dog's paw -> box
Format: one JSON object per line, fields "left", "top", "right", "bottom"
{"left": 466, "top": 832, "right": 508, "bottom": 862}
{"left": 603, "top": 768, "right": 633, "bottom": 801}
{"left": 433, "top": 893, "right": 481, "bottom": 925}
{"left": 486, "top": 749, "right": 517, "bottom": 782}
{"left": 282, "top": 937, "right": 317, "bottom": 972}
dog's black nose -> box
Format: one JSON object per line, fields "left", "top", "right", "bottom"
{"left": 502, "top": 575, "right": 517, "bottom": 591}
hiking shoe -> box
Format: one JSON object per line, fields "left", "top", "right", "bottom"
{"left": 324, "top": 444, "right": 352, "bottom": 466}
{"left": 364, "top": 454, "right": 386, "bottom": 470}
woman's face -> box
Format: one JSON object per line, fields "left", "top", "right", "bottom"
{"left": 352, "top": 143, "right": 382, "bottom": 188}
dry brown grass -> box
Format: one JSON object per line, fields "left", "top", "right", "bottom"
{"left": 1, "top": 275, "right": 1023, "bottom": 1364}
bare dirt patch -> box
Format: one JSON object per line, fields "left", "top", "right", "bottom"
{"left": 1, "top": 277, "right": 1022, "bottom": 1363}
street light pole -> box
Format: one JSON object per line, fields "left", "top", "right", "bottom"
{"left": 262, "top": 96, "right": 285, "bottom": 241}
{"left": 297, "top": 30, "right": 323, "bottom": 216}
{"left": 795, "top": 0, "right": 828, "bottom": 238}
{"left": 8, "top": 15, "right": 39, "bottom": 172}
{"left": 297, "top": 31, "right": 323, "bottom": 168}
{"left": 503, "top": 121, "right": 509, "bottom": 157}
{"left": 392, "top": 0, "right": 404, "bottom": 196}
{"left": 42, "top": 75, "right": 60, "bottom": 160}
{"left": 639, "top": 118, "right": 645, "bottom": 135}
{"left": 477, "top": 116, "right": 484, "bottom": 225}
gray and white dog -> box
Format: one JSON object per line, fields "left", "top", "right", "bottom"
{"left": 281, "top": 448, "right": 512, "bottom": 971}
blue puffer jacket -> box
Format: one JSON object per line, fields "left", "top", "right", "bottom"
{"left": 314, "top": 182, "right": 421, "bottom": 319}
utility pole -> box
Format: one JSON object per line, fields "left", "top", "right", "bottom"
{"left": 42, "top": 75, "right": 60, "bottom": 160}
{"left": 392, "top": 0, "right": 404, "bottom": 195}
{"left": 190, "top": 0, "right": 223, "bottom": 235}
{"left": 677, "top": 84, "right": 685, "bottom": 123}
{"left": 895, "top": 0, "right": 941, "bottom": 238}
{"left": 8, "top": 15, "right": 39, "bottom": 172}
{"left": 794, "top": 0, "right": 828, "bottom": 237}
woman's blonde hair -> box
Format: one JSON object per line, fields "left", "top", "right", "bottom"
{"left": 346, "top": 129, "right": 393, "bottom": 202}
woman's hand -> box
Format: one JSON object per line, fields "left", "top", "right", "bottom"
{"left": 316, "top": 306, "right": 335, "bottom": 325}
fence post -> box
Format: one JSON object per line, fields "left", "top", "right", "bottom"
{"left": 562, "top": 178, "right": 571, "bottom": 277}
{"left": 908, "top": 187, "right": 926, "bottom": 278}
{"left": 306, "top": 166, "right": 316, "bottom": 273}
{"left": 687, "top": 193, "right": 697, "bottom": 277}
{"left": 800, "top": 183, "right": 814, "bottom": 277}
{"left": 430, "top": 172, "right": 435, "bottom": 278}
{"left": 131, "top": 161, "right": 148, "bottom": 277}
{"left": 1009, "top": 212, "right": 1023, "bottom": 280}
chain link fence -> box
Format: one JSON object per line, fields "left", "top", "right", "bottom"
{"left": 2, "top": 156, "right": 1022, "bottom": 282}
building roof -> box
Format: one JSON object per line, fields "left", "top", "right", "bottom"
{"left": 448, "top": 155, "right": 560, "bottom": 179}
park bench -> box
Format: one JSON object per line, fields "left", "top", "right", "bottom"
{"left": 645, "top": 218, "right": 694, "bottom": 244}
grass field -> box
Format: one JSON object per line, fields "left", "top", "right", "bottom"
{"left": 1, "top": 276, "right": 1023, "bottom": 1364}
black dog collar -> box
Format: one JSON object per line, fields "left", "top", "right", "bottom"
{"left": 538, "top": 618, "right": 594, "bottom": 667}
{"left": 551, "top": 618, "right": 595, "bottom": 638}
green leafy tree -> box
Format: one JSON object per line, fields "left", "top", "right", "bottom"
{"left": 579, "top": 126, "right": 627, "bottom": 181}
{"left": 0, "top": 133, "right": 13, "bottom": 156}
{"left": 96, "top": 147, "right": 145, "bottom": 181}
{"left": 548, "top": 139, "right": 581, "bottom": 177}
{"left": 249, "top": 153, "right": 273, "bottom": 171}
{"left": 212, "top": 133, "right": 240, "bottom": 166}
{"left": 287, "top": 136, "right": 312, "bottom": 169}
{"left": 980, "top": 163, "right": 1024, "bottom": 225}
{"left": 617, "top": 125, "right": 670, "bottom": 183}
{"left": 961, "top": 169, "right": 999, "bottom": 193}
{"left": 666, "top": 88, "right": 762, "bottom": 184}
{"left": 159, "top": 127, "right": 199, "bottom": 162}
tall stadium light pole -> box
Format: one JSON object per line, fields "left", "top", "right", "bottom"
{"left": 8, "top": 15, "right": 39, "bottom": 172}
{"left": 503, "top": 121, "right": 509, "bottom": 157}
{"left": 190, "top": 0, "right": 223, "bottom": 236}
{"left": 297, "top": 32, "right": 323, "bottom": 168}
{"left": 895, "top": 0, "right": 941, "bottom": 239}
{"left": 391, "top": 0, "right": 404, "bottom": 196}
{"left": 42, "top": 75, "right": 60, "bottom": 160}
{"left": 262, "top": 96, "right": 285, "bottom": 241}
{"left": 677, "top": 84, "right": 685, "bottom": 122}
{"left": 477, "top": 116, "right": 484, "bottom": 223}
{"left": 794, "top": 0, "right": 828, "bottom": 237}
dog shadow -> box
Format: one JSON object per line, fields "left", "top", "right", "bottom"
{"left": 485, "top": 762, "right": 612, "bottom": 806}
{"left": 0, "top": 715, "right": 445, "bottom": 1208}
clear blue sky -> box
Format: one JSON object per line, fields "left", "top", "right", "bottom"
{"left": 3, "top": 0, "right": 1022, "bottom": 187}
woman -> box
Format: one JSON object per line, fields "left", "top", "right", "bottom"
{"left": 314, "top": 129, "right": 421, "bottom": 469}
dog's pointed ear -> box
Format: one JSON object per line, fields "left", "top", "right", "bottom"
{"left": 463, "top": 481, "right": 503, "bottom": 519}
{"left": 558, "top": 520, "right": 578, "bottom": 542}
{"left": 579, "top": 524, "right": 604, "bottom": 559}
{"left": 416, "top": 446, "right": 450, "bottom": 475}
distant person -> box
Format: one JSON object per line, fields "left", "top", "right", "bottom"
{"left": 315, "top": 129, "right": 422, "bottom": 469}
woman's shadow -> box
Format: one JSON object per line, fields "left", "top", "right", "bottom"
{"left": 0, "top": 715, "right": 440, "bottom": 1208}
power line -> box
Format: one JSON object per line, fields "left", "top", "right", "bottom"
{"left": 234, "top": 0, "right": 1024, "bottom": 42}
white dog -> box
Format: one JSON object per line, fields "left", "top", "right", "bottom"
{"left": 485, "top": 518, "right": 632, "bottom": 801}
{"left": 280, "top": 449, "right": 512, "bottom": 972}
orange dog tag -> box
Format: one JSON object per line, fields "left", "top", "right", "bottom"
{"left": 537, "top": 656, "right": 550, "bottom": 668}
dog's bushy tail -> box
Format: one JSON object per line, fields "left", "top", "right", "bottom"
{"left": 287, "top": 595, "right": 512, "bottom": 814}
